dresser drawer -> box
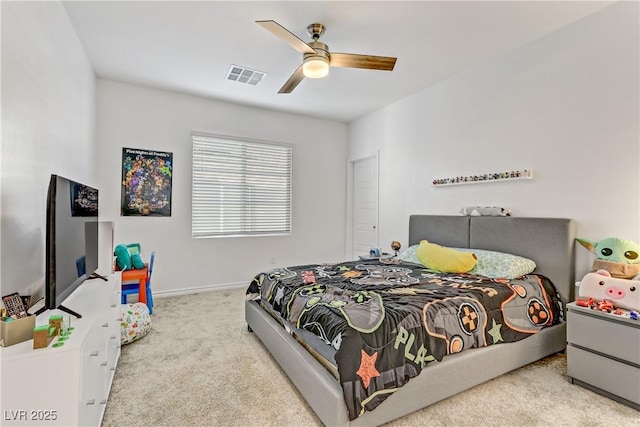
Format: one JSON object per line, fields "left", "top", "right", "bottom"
{"left": 567, "top": 309, "right": 640, "bottom": 365}
{"left": 80, "top": 327, "right": 104, "bottom": 403}
{"left": 567, "top": 345, "right": 640, "bottom": 405}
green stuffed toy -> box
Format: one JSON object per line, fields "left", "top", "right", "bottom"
{"left": 576, "top": 237, "right": 640, "bottom": 264}
{"left": 577, "top": 237, "right": 640, "bottom": 279}
{"left": 115, "top": 244, "right": 147, "bottom": 270}
{"left": 114, "top": 244, "right": 132, "bottom": 271}
{"left": 131, "top": 252, "right": 146, "bottom": 270}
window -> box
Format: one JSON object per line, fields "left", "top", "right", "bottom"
{"left": 192, "top": 133, "right": 292, "bottom": 238}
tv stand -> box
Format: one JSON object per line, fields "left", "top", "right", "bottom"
{"left": 58, "top": 304, "right": 82, "bottom": 319}
{"left": 0, "top": 274, "right": 121, "bottom": 426}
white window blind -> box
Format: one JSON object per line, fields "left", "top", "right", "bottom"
{"left": 192, "top": 133, "right": 292, "bottom": 238}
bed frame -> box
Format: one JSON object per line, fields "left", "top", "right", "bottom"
{"left": 245, "top": 215, "right": 576, "bottom": 426}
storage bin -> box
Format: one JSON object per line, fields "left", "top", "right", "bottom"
{"left": 0, "top": 314, "right": 36, "bottom": 346}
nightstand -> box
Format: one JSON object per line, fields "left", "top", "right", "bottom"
{"left": 566, "top": 302, "right": 640, "bottom": 410}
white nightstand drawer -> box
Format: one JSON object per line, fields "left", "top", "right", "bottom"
{"left": 567, "top": 345, "right": 640, "bottom": 405}
{"left": 567, "top": 309, "right": 640, "bottom": 365}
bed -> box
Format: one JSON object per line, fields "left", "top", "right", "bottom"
{"left": 245, "top": 215, "right": 576, "bottom": 426}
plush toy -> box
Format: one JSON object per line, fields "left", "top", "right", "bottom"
{"left": 578, "top": 269, "right": 640, "bottom": 312}
{"left": 577, "top": 237, "right": 640, "bottom": 279}
{"left": 115, "top": 243, "right": 147, "bottom": 271}
{"left": 416, "top": 240, "right": 477, "bottom": 273}
{"left": 577, "top": 237, "right": 640, "bottom": 264}
{"left": 114, "top": 244, "right": 132, "bottom": 271}
{"left": 459, "top": 206, "right": 511, "bottom": 217}
{"left": 131, "top": 252, "right": 146, "bottom": 270}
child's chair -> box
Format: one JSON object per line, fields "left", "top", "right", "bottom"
{"left": 121, "top": 251, "right": 155, "bottom": 314}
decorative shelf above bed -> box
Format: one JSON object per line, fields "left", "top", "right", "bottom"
{"left": 432, "top": 169, "right": 533, "bottom": 186}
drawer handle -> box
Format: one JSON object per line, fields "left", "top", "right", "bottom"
{"left": 89, "top": 350, "right": 99, "bottom": 357}
{"left": 102, "top": 322, "right": 109, "bottom": 328}
{"left": 110, "top": 304, "right": 117, "bottom": 308}
{"left": 86, "top": 399, "right": 95, "bottom": 406}
{"left": 100, "top": 399, "right": 107, "bottom": 405}
{"left": 101, "top": 361, "right": 108, "bottom": 367}
{"left": 110, "top": 335, "right": 117, "bottom": 340}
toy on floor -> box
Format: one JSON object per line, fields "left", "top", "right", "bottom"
{"left": 120, "top": 302, "right": 151, "bottom": 345}
{"left": 577, "top": 236, "right": 640, "bottom": 279}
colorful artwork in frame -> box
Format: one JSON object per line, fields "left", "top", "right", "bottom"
{"left": 121, "top": 147, "right": 173, "bottom": 217}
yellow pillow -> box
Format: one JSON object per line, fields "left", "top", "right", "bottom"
{"left": 416, "top": 240, "right": 477, "bottom": 273}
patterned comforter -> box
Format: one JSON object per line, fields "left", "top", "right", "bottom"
{"left": 246, "top": 258, "right": 563, "bottom": 420}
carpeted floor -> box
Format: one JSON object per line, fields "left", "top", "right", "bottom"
{"left": 102, "top": 288, "right": 639, "bottom": 427}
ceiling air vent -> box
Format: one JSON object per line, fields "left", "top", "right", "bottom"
{"left": 226, "top": 65, "right": 266, "bottom": 85}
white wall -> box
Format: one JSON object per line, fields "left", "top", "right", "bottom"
{"left": 3, "top": 0, "right": 636, "bottom": 301}
{"left": 348, "top": 2, "right": 639, "bottom": 276}
{"left": 0, "top": 1, "right": 96, "bottom": 299}
{"left": 96, "top": 80, "right": 348, "bottom": 294}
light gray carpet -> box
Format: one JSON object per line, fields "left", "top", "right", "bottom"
{"left": 102, "top": 288, "right": 639, "bottom": 427}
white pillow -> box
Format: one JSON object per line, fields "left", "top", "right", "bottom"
{"left": 455, "top": 248, "right": 536, "bottom": 279}
{"left": 396, "top": 245, "right": 421, "bottom": 264}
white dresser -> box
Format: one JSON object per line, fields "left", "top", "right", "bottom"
{"left": 566, "top": 302, "right": 640, "bottom": 410}
{"left": 1, "top": 274, "right": 121, "bottom": 426}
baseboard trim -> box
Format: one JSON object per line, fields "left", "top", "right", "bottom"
{"left": 153, "top": 282, "right": 247, "bottom": 298}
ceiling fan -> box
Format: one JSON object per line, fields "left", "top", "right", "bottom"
{"left": 256, "top": 20, "right": 397, "bottom": 94}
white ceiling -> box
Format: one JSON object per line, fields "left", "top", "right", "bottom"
{"left": 62, "top": 1, "right": 613, "bottom": 123}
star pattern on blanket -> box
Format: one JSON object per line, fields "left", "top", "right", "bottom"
{"left": 356, "top": 349, "right": 380, "bottom": 389}
{"left": 488, "top": 318, "right": 503, "bottom": 343}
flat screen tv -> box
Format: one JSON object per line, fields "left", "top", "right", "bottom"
{"left": 41, "top": 174, "right": 101, "bottom": 318}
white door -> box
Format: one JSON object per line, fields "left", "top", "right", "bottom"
{"left": 351, "top": 155, "right": 379, "bottom": 259}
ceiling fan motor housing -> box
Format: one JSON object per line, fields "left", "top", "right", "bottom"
{"left": 307, "top": 23, "right": 325, "bottom": 40}
{"left": 305, "top": 41, "right": 330, "bottom": 61}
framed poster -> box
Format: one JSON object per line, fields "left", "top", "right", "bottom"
{"left": 121, "top": 147, "right": 173, "bottom": 216}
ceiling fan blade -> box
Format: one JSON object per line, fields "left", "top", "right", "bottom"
{"left": 278, "top": 64, "right": 305, "bottom": 94}
{"left": 329, "top": 53, "right": 397, "bottom": 71}
{"left": 256, "top": 20, "right": 315, "bottom": 55}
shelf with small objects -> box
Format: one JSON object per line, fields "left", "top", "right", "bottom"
{"left": 432, "top": 169, "right": 532, "bottom": 187}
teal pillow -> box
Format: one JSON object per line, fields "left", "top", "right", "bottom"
{"left": 114, "top": 244, "right": 132, "bottom": 271}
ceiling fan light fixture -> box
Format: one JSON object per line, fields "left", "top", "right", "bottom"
{"left": 256, "top": 20, "right": 397, "bottom": 93}
{"left": 302, "top": 56, "right": 329, "bottom": 79}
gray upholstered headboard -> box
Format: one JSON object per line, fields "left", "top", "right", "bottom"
{"left": 408, "top": 215, "right": 576, "bottom": 305}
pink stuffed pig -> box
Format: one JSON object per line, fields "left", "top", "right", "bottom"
{"left": 578, "top": 269, "right": 640, "bottom": 311}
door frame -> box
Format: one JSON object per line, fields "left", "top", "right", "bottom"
{"left": 346, "top": 152, "right": 379, "bottom": 259}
